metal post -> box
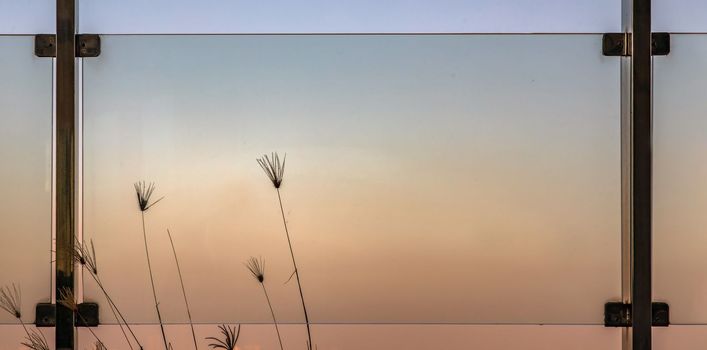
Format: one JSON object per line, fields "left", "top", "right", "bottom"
{"left": 622, "top": 0, "right": 653, "bottom": 349}
{"left": 55, "top": 0, "right": 76, "bottom": 348}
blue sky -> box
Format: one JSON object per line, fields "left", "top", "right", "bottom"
{"left": 4, "top": 0, "right": 707, "bottom": 34}
{"left": 0, "top": 0, "right": 625, "bottom": 34}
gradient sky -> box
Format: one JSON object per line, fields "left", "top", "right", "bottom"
{"left": 80, "top": 35, "right": 621, "bottom": 326}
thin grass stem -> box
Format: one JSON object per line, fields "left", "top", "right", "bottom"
{"left": 140, "top": 211, "right": 169, "bottom": 350}
{"left": 261, "top": 284, "right": 284, "bottom": 350}
{"left": 86, "top": 271, "right": 142, "bottom": 348}
{"left": 245, "top": 257, "right": 285, "bottom": 350}
{"left": 167, "top": 229, "right": 198, "bottom": 350}
{"left": 77, "top": 311, "right": 108, "bottom": 349}
{"left": 77, "top": 239, "right": 133, "bottom": 349}
{"left": 19, "top": 319, "right": 31, "bottom": 339}
{"left": 76, "top": 240, "right": 141, "bottom": 349}
{"left": 103, "top": 288, "right": 132, "bottom": 349}
{"left": 276, "top": 188, "right": 312, "bottom": 349}
{"left": 21, "top": 328, "right": 49, "bottom": 350}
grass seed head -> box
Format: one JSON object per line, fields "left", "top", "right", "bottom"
{"left": 244, "top": 256, "right": 265, "bottom": 283}
{"left": 57, "top": 287, "right": 78, "bottom": 312}
{"left": 257, "top": 153, "right": 286, "bottom": 189}
{"left": 0, "top": 284, "right": 21, "bottom": 319}
{"left": 206, "top": 324, "right": 241, "bottom": 350}
{"left": 134, "top": 181, "right": 164, "bottom": 212}
{"left": 21, "top": 329, "right": 49, "bottom": 350}
{"left": 74, "top": 238, "right": 99, "bottom": 275}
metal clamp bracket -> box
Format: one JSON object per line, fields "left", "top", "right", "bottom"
{"left": 604, "top": 302, "right": 670, "bottom": 327}
{"left": 34, "top": 34, "right": 101, "bottom": 57}
{"left": 35, "top": 302, "right": 100, "bottom": 327}
{"left": 603, "top": 32, "right": 670, "bottom": 56}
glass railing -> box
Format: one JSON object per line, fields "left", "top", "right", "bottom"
{"left": 7, "top": 4, "right": 707, "bottom": 349}
{"left": 0, "top": 35, "right": 54, "bottom": 348}
{"left": 77, "top": 34, "right": 622, "bottom": 349}
{"left": 654, "top": 34, "right": 707, "bottom": 324}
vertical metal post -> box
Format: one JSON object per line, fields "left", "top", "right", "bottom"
{"left": 622, "top": 0, "right": 653, "bottom": 349}
{"left": 620, "top": 2, "right": 634, "bottom": 350}
{"left": 55, "top": 0, "right": 76, "bottom": 348}
{"left": 620, "top": 3, "right": 634, "bottom": 350}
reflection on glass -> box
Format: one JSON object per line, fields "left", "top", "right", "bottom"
{"left": 82, "top": 35, "right": 620, "bottom": 326}
{"left": 0, "top": 36, "right": 53, "bottom": 325}
{"left": 654, "top": 34, "right": 707, "bottom": 324}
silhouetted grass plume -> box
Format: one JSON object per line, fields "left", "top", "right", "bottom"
{"left": 257, "top": 152, "right": 313, "bottom": 349}
{"left": 75, "top": 238, "right": 141, "bottom": 349}
{"left": 245, "top": 256, "right": 284, "bottom": 350}
{"left": 21, "top": 329, "right": 49, "bottom": 350}
{"left": 0, "top": 284, "right": 21, "bottom": 319}
{"left": 257, "top": 152, "right": 286, "bottom": 189}
{"left": 58, "top": 287, "right": 107, "bottom": 349}
{"left": 1, "top": 284, "right": 49, "bottom": 350}
{"left": 206, "top": 324, "right": 241, "bottom": 350}
{"left": 134, "top": 181, "right": 164, "bottom": 212}
{"left": 134, "top": 181, "right": 169, "bottom": 350}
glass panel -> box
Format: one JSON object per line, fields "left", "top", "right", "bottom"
{"left": 0, "top": 0, "right": 55, "bottom": 34}
{"left": 654, "top": 0, "right": 707, "bottom": 32}
{"left": 78, "top": 325, "right": 620, "bottom": 349}
{"left": 0, "top": 35, "right": 53, "bottom": 344}
{"left": 655, "top": 327, "right": 707, "bottom": 350}
{"left": 82, "top": 35, "right": 621, "bottom": 326}
{"left": 0, "top": 326, "right": 54, "bottom": 349}
{"left": 654, "top": 34, "right": 707, "bottom": 324}
{"left": 78, "top": 0, "right": 620, "bottom": 34}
